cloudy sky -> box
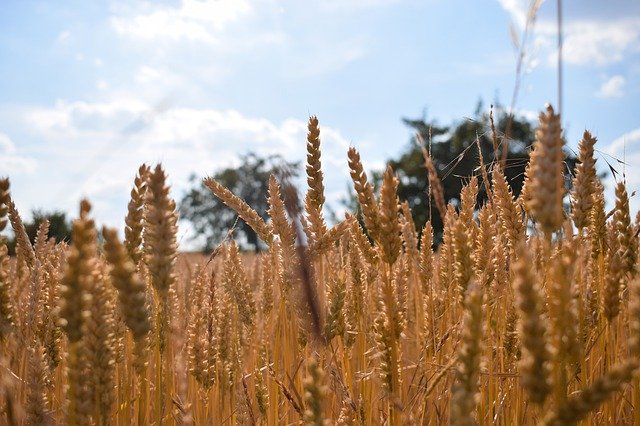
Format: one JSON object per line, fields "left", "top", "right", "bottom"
{"left": 1, "top": 0, "right": 639, "bottom": 247}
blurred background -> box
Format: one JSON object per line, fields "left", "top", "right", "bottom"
{"left": 1, "top": 0, "right": 638, "bottom": 250}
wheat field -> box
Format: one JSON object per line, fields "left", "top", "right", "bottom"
{"left": 0, "top": 106, "right": 639, "bottom": 425}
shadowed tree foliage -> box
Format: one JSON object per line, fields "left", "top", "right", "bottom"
{"left": 179, "top": 152, "right": 300, "bottom": 252}
{"left": 342, "top": 103, "right": 578, "bottom": 244}
{"left": 391, "top": 103, "right": 579, "bottom": 243}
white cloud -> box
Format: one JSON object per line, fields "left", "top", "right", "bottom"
{"left": 597, "top": 75, "right": 625, "bottom": 98}
{"left": 319, "top": 0, "right": 406, "bottom": 13}
{"left": 560, "top": 19, "right": 640, "bottom": 66}
{"left": 608, "top": 128, "right": 640, "bottom": 157}
{"left": 135, "top": 66, "right": 163, "bottom": 83}
{"left": 111, "top": 0, "right": 251, "bottom": 44}
{"left": 96, "top": 80, "right": 109, "bottom": 91}
{"left": 496, "top": 0, "right": 640, "bottom": 68}
{"left": 20, "top": 99, "right": 360, "bottom": 245}
{"left": 26, "top": 98, "right": 148, "bottom": 139}
{"left": 292, "top": 37, "right": 366, "bottom": 77}
{"left": 108, "top": 0, "right": 368, "bottom": 85}
{"left": 496, "top": 0, "right": 530, "bottom": 29}
{"left": 132, "top": 66, "right": 194, "bottom": 93}
{"left": 0, "top": 133, "right": 37, "bottom": 175}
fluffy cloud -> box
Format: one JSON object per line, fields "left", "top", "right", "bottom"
{"left": 20, "top": 99, "right": 359, "bottom": 245}
{"left": 135, "top": 66, "right": 163, "bottom": 84}
{"left": 111, "top": 0, "right": 252, "bottom": 44}
{"left": 608, "top": 128, "right": 640, "bottom": 157}
{"left": 0, "top": 133, "right": 37, "bottom": 175}
{"left": 319, "top": 0, "right": 407, "bottom": 13}
{"left": 107, "top": 0, "right": 372, "bottom": 88}
{"left": 497, "top": 0, "right": 640, "bottom": 67}
{"left": 597, "top": 75, "right": 625, "bottom": 98}
{"left": 496, "top": 0, "right": 532, "bottom": 29}
{"left": 560, "top": 19, "right": 640, "bottom": 66}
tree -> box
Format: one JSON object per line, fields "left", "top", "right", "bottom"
{"left": 7, "top": 210, "right": 72, "bottom": 255}
{"left": 179, "top": 152, "right": 300, "bottom": 252}
{"left": 382, "top": 103, "right": 577, "bottom": 243}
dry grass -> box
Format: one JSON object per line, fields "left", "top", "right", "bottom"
{"left": 0, "top": 110, "right": 639, "bottom": 425}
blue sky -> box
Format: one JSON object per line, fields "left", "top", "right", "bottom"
{"left": 1, "top": 0, "right": 639, "bottom": 246}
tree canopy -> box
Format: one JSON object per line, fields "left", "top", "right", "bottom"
{"left": 179, "top": 152, "right": 299, "bottom": 252}
{"left": 388, "top": 104, "right": 577, "bottom": 243}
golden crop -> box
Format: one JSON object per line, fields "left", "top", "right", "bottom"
{"left": 0, "top": 107, "right": 638, "bottom": 425}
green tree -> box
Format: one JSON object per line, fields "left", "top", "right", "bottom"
{"left": 357, "top": 103, "right": 577, "bottom": 244}
{"left": 179, "top": 152, "right": 300, "bottom": 252}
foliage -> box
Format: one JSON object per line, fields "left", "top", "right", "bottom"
{"left": 0, "top": 109, "right": 635, "bottom": 424}
{"left": 179, "top": 152, "right": 300, "bottom": 252}
{"left": 388, "top": 103, "right": 577, "bottom": 242}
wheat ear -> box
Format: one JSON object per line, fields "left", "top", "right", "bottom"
{"left": 204, "top": 177, "right": 273, "bottom": 245}
{"left": 124, "top": 164, "right": 150, "bottom": 265}
{"left": 304, "top": 116, "right": 328, "bottom": 248}
{"left": 347, "top": 147, "right": 381, "bottom": 241}
{"left": 378, "top": 165, "right": 402, "bottom": 265}
{"left": 0, "top": 244, "right": 12, "bottom": 341}
{"left": 614, "top": 180, "right": 636, "bottom": 278}
{"left": 303, "top": 354, "right": 328, "bottom": 425}
{"left": 589, "top": 180, "right": 606, "bottom": 260}
{"left": 7, "top": 199, "right": 36, "bottom": 269}
{"left": 543, "top": 361, "right": 638, "bottom": 425}
{"left": 514, "top": 243, "right": 552, "bottom": 405}
{"left": 524, "top": 104, "right": 565, "bottom": 236}
{"left": 0, "top": 178, "right": 9, "bottom": 236}
{"left": 451, "top": 281, "right": 483, "bottom": 426}
{"left": 102, "top": 227, "right": 151, "bottom": 373}
{"left": 422, "top": 152, "right": 447, "bottom": 224}
{"left": 0, "top": 178, "right": 14, "bottom": 339}
{"left": 570, "top": 131, "right": 597, "bottom": 231}
{"left": 492, "top": 165, "right": 525, "bottom": 256}
{"left": 59, "top": 199, "right": 97, "bottom": 425}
